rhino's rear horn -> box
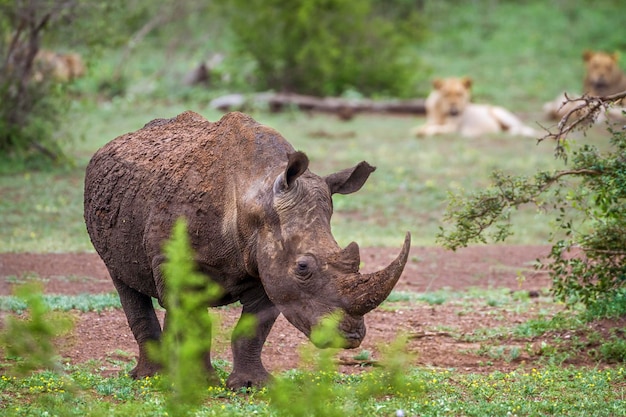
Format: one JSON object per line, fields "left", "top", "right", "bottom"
{"left": 341, "top": 232, "right": 411, "bottom": 316}
{"left": 331, "top": 241, "right": 360, "bottom": 273}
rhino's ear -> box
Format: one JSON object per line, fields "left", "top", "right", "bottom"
{"left": 325, "top": 161, "right": 376, "bottom": 195}
{"left": 274, "top": 151, "right": 309, "bottom": 193}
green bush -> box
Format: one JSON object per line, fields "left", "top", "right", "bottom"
{"left": 221, "top": 0, "right": 426, "bottom": 97}
{"left": 438, "top": 111, "right": 626, "bottom": 311}
{"left": 150, "top": 218, "right": 223, "bottom": 416}
{"left": 0, "top": 67, "right": 70, "bottom": 166}
{"left": 584, "top": 289, "right": 626, "bottom": 320}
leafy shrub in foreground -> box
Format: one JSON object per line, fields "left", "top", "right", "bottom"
{"left": 438, "top": 114, "right": 626, "bottom": 311}
{"left": 268, "top": 333, "right": 424, "bottom": 417}
{"left": 150, "top": 218, "right": 223, "bottom": 416}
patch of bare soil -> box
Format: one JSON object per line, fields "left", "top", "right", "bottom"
{"left": 0, "top": 245, "right": 614, "bottom": 376}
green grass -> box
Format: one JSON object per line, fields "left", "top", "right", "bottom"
{"left": 385, "top": 287, "right": 542, "bottom": 309}
{"left": 0, "top": 292, "right": 121, "bottom": 313}
{"left": 0, "top": 362, "right": 623, "bottom": 416}
{"left": 0, "top": 169, "right": 91, "bottom": 252}
{"left": 1, "top": 286, "right": 625, "bottom": 415}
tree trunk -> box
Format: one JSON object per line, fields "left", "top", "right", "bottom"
{"left": 210, "top": 93, "right": 426, "bottom": 119}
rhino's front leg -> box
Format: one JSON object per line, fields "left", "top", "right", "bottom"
{"left": 227, "top": 292, "right": 279, "bottom": 390}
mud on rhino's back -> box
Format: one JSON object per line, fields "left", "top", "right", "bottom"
{"left": 83, "top": 111, "right": 295, "bottom": 274}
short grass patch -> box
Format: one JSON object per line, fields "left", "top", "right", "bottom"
{"left": 0, "top": 292, "right": 121, "bottom": 313}
{"left": 0, "top": 362, "right": 624, "bottom": 416}
{"left": 1, "top": 285, "right": 625, "bottom": 415}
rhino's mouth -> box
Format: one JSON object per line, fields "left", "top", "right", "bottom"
{"left": 311, "top": 330, "right": 363, "bottom": 349}
{"left": 283, "top": 308, "right": 366, "bottom": 349}
{"left": 309, "top": 314, "right": 365, "bottom": 349}
{"left": 340, "top": 332, "right": 364, "bottom": 349}
{"left": 337, "top": 314, "right": 366, "bottom": 348}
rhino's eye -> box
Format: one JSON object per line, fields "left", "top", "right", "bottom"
{"left": 294, "top": 256, "right": 315, "bottom": 278}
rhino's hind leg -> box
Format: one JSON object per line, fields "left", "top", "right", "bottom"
{"left": 111, "top": 276, "right": 162, "bottom": 379}
{"left": 227, "top": 293, "right": 280, "bottom": 390}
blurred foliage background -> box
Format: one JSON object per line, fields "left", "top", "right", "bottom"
{"left": 0, "top": 0, "right": 624, "bottom": 251}
{"left": 1, "top": 0, "right": 624, "bottom": 163}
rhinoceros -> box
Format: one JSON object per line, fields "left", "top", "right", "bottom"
{"left": 84, "top": 111, "right": 410, "bottom": 389}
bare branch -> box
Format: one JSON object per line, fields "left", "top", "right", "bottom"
{"left": 539, "top": 168, "right": 602, "bottom": 192}
{"left": 30, "top": 141, "right": 60, "bottom": 162}
{"left": 540, "top": 91, "right": 626, "bottom": 145}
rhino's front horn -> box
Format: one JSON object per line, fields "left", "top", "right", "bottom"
{"left": 341, "top": 232, "right": 411, "bottom": 316}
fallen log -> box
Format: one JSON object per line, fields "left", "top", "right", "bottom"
{"left": 210, "top": 92, "right": 426, "bottom": 118}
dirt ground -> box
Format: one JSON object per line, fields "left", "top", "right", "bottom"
{"left": 0, "top": 245, "right": 609, "bottom": 377}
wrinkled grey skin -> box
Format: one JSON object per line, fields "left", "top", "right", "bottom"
{"left": 84, "top": 111, "right": 410, "bottom": 389}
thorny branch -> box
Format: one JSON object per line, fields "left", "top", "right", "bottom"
{"left": 538, "top": 90, "right": 626, "bottom": 158}
{"left": 537, "top": 168, "right": 602, "bottom": 194}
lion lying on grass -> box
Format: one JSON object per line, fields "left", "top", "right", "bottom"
{"left": 413, "top": 77, "right": 538, "bottom": 138}
{"left": 543, "top": 50, "right": 626, "bottom": 121}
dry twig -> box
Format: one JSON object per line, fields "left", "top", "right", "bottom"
{"left": 539, "top": 90, "right": 626, "bottom": 145}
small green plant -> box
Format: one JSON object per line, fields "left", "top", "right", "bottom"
{"left": 309, "top": 311, "right": 347, "bottom": 349}
{"left": 150, "top": 218, "right": 223, "bottom": 416}
{"left": 0, "top": 283, "right": 73, "bottom": 375}
{"left": 476, "top": 344, "right": 523, "bottom": 363}
{"left": 268, "top": 313, "right": 345, "bottom": 417}
{"left": 353, "top": 349, "right": 372, "bottom": 361}
{"left": 599, "top": 337, "right": 626, "bottom": 362}
{"left": 508, "top": 346, "right": 521, "bottom": 362}
{"left": 417, "top": 291, "right": 448, "bottom": 305}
